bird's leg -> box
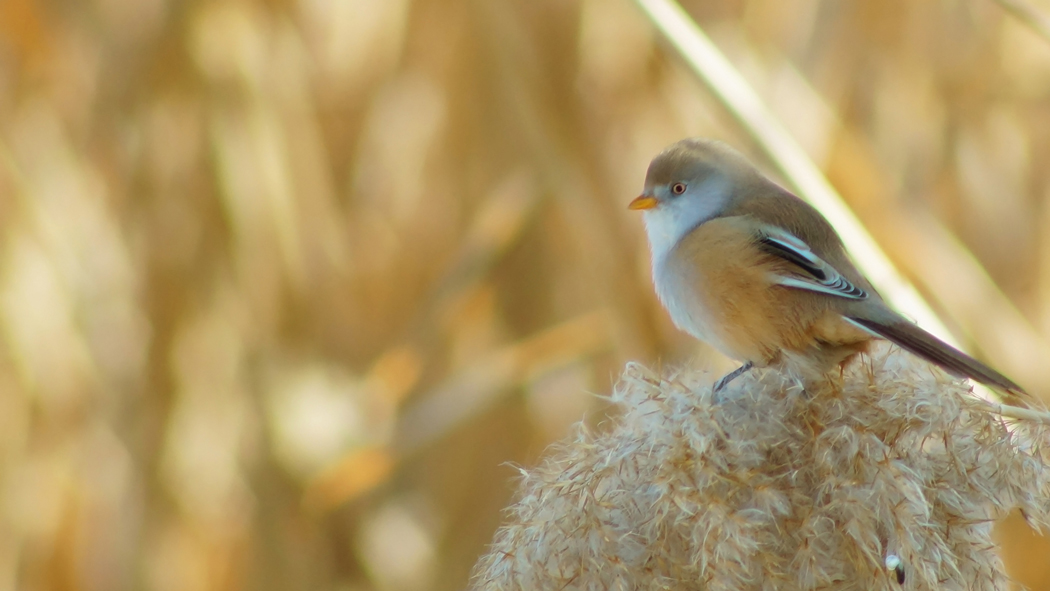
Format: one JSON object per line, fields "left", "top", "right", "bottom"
{"left": 714, "top": 361, "right": 754, "bottom": 392}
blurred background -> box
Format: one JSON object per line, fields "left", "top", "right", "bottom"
{"left": 1, "top": 0, "right": 1049, "bottom": 589}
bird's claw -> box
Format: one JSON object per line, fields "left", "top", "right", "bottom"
{"left": 714, "top": 361, "right": 754, "bottom": 392}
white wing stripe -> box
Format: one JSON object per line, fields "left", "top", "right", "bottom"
{"left": 758, "top": 230, "right": 867, "bottom": 300}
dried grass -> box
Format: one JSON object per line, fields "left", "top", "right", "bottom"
{"left": 4, "top": 0, "right": 1050, "bottom": 588}
{"left": 472, "top": 344, "right": 1050, "bottom": 590}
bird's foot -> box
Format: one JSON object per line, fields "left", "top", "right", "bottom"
{"left": 714, "top": 361, "right": 754, "bottom": 392}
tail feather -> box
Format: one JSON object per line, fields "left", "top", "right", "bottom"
{"left": 847, "top": 316, "right": 1026, "bottom": 399}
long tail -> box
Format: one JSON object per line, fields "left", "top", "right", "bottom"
{"left": 846, "top": 315, "right": 1027, "bottom": 400}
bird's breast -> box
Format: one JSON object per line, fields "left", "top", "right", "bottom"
{"left": 653, "top": 217, "right": 790, "bottom": 364}
{"left": 652, "top": 254, "right": 722, "bottom": 347}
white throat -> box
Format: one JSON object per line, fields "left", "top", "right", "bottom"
{"left": 642, "top": 178, "right": 730, "bottom": 268}
{"left": 640, "top": 178, "right": 732, "bottom": 350}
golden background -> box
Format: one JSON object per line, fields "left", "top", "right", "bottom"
{"left": 0, "top": 0, "right": 1048, "bottom": 589}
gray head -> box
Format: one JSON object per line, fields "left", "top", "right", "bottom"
{"left": 629, "top": 138, "right": 762, "bottom": 261}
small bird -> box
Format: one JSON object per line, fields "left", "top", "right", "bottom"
{"left": 630, "top": 138, "right": 1025, "bottom": 398}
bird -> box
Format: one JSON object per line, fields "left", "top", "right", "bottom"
{"left": 629, "top": 137, "right": 1026, "bottom": 400}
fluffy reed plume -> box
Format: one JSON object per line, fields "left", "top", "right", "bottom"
{"left": 471, "top": 344, "right": 1050, "bottom": 590}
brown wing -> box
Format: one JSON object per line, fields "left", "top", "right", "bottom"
{"left": 728, "top": 180, "right": 878, "bottom": 299}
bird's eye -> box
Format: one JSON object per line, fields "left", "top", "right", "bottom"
{"left": 671, "top": 182, "right": 687, "bottom": 195}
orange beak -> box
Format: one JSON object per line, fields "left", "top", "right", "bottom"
{"left": 628, "top": 195, "right": 658, "bottom": 210}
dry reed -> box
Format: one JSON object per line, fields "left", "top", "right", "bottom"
{"left": 472, "top": 344, "right": 1050, "bottom": 590}
{"left": 4, "top": 0, "right": 1050, "bottom": 588}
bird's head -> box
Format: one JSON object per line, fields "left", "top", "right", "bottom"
{"left": 629, "top": 138, "right": 757, "bottom": 260}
